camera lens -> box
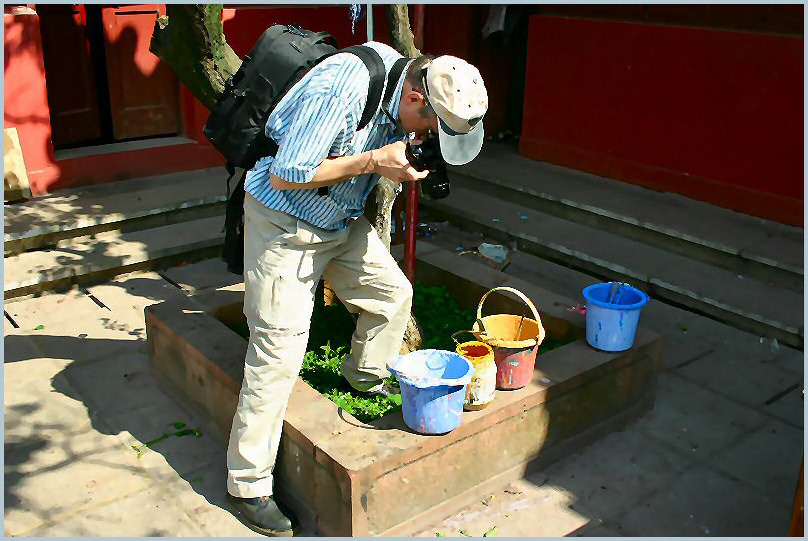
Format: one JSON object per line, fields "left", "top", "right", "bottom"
{"left": 420, "top": 175, "right": 450, "bottom": 200}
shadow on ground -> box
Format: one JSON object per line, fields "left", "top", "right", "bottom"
{"left": 3, "top": 274, "right": 266, "bottom": 535}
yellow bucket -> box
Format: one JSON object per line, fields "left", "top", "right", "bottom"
{"left": 453, "top": 333, "right": 496, "bottom": 411}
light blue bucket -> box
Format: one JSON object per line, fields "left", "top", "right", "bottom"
{"left": 582, "top": 282, "right": 649, "bottom": 352}
{"left": 387, "top": 349, "right": 474, "bottom": 435}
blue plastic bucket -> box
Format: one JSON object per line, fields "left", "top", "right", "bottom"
{"left": 387, "top": 349, "right": 474, "bottom": 435}
{"left": 582, "top": 282, "right": 649, "bottom": 352}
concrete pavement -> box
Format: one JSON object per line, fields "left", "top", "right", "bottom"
{"left": 3, "top": 145, "right": 803, "bottom": 537}
{"left": 4, "top": 240, "right": 803, "bottom": 536}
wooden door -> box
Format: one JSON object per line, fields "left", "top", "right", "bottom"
{"left": 37, "top": 4, "right": 102, "bottom": 146}
{"left": 101, "top": 5, "right": 179, "bottom": 140}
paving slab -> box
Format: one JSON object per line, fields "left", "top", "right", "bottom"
{"left": 21, "top": 484, "right": 207, "bottom": 537}
{"left": 4, "top": 285, "right": 158, "bottom": 364}
{"left": 707, "top": 417, "right": 803, "bottom": 506}
{"left": 159, "top": 256, "right": 243, "bottom": 294}
{"left": 676, "top": 348, "right": 803, "bottom": 408}
{"left": 5, "top": 278, "right": 159, "bottom": 344}
{"left": 21, "top": 325, "right": 146, "bottom": 365}
{"left": 4, "top": 357, "right": 92, "bottom": 447}
{"left": 538, "top": 427, "right": 693, "bottom": 520}
{"left": 3, "top": 288, "right": 103, "bottom": 330}
{"left": 707, "top": 332, "right": 805, "bottom": 377}
{"left": 162, "top": 459, "right": 271, "bottom": 538}
{"left": 761, "top": 385, "right": 804, "bottom": 429}
{"left": 5, "top": 423, "right": 154, "bottom": 536}
{"left": 633, "top": 373, "right": 769, "bottom": 459}
{"left": 98, "top": 394, "right": 225, "bottom": 481}
{"left": 614, "top": 464, "right": 792, "bottom": 536}
{"left": 414, "top": 477, "right": 590, "bottom": 537}
{"left": 86, "top": 270, "right": 185, "bottom": 319}
{"left": 609, "top": 299, "right": 710, "bottom": 371}
{"left": 2, "top": 332, "right": 42, "bottom": 363}
{"left": 62, "top": 350, "right": 182, "bottom": 421}
{"left": 571, "top": 523, "right": 624, "bottom": 536}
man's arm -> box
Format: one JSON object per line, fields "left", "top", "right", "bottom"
{"left": 270, "top": 142, "right": 428, "bottom": 190}
{"left": 270, "top": 151, "right": 374, "bottom": 190}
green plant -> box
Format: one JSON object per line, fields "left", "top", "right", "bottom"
{"left": 225, "top": 282, "right": 572, "bottom": 422}
{"left": 412, "top": 284, "right": 477, "bottom": 351}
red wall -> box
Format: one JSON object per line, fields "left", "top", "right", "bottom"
{"left": 421, "top": 5, "right": 512, "bottom": 136}
{"left": 222, "top": 5, "right": 382, "bottom": 55}
{"left": 520, "top": 15, "right": 803, "bottom": 225}
{"left": 4, "top": 10, "right": 55, "bottom": 194}
{"left": 4, "top": 4, "right": 394, "bottom": 195}
{"left": 4, "top": 7, "right": 223, "bottom": 195}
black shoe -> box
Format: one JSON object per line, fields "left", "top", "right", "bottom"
{"left": 226, "top": 493, "right": 296, "bottom": 537}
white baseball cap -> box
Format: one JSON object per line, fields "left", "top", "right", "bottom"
{"left": 423, "top": 55, "right": 489, "bottom": 166}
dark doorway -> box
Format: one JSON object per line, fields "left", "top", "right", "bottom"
{"left": 38, "top": 4, "right": 180, "bottom": 150}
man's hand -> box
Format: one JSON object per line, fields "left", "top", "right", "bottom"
{"left": 370, "top": 141, "right": 430, "bottom": 184}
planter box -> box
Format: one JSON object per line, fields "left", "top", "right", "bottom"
{"left": 145, "top": 242, "right": 661, "bottom": 536}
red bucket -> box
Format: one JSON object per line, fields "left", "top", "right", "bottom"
{"left": 471, "top": 287, "right": 545, "bottom": 390}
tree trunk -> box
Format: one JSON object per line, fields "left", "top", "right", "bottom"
{"left": 150, "top": 5, "right": 241, "bottom": 111}
{"left": 150, "top": 4, "right": 423, "bottom": 353}
{"left": 385, "top": 4, "right": 421, "bottom": 58}
{"left": 381, "top": 4, "right": 423, "bottom": 354}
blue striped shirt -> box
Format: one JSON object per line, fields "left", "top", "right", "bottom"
{"left": 244, "top": 41, "right": 408, "bottom": 230}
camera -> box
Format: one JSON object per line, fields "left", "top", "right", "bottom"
{"left": 405, "top": 135, "right": 450, "bottom": 200}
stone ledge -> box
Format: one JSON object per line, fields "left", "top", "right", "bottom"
{"left": 4, "top": 167, "right": 227, "bottom": 248}
{"left": 5, "top": 217, "right": 224, "bottom": 299}
{"left": 145, "top": 243, "right": 661, "bottom": 535}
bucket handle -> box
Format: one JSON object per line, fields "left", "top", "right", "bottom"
{"left": 451, "top": 330, "right": 484, "bottom": 345}
{"left": 476, "top": 286, "right": 541, "bottom": 325}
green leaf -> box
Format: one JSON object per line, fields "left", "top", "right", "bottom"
{"left": 170, "top": 421, "right": 186, "bottom": 429}
{"left": 34, "top": 324, "right": 44, "bottom": 330}
{"left": 436, "top": 533, "right": 445, "bottom": 537}
{"left": 483, "top": 526, "right": 498, "bottom": 537}
{"left": 459, "top": 530, "right": 471, "bottom": 537}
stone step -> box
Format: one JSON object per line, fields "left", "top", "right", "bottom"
{"left": 451, "top": 144, "right": 803, "bottom": 292}
{"left": 4, "top": 216, "right": 225, "bottom": 300}
{"left": 421, "top": 183, "right": 804, "bottom": 349}
{"left": 4, "top": 167, "right": 230, "bottom": 255}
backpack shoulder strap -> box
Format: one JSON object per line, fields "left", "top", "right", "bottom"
{"left": 339, "top": 45, "right": 386, "bottom": 130}
{"left": 382, "top": 57, "right": 410, "bottom": 111}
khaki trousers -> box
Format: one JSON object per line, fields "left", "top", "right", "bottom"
{"left": 226, "top": 193, "right": 413, "bottom": 497}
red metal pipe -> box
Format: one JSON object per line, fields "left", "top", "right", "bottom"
{"left": 404, "top": 180, "right": 418, "bottom": 283}
{"left": 413, "top": 4, "right": 425, "bottom": 51}
{"left": 404, "top": 5, "right": 425, "bottom": 284}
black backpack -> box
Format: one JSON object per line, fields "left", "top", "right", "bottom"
{"left": 203, "top": 24, "right": 409, "bottom": 275}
